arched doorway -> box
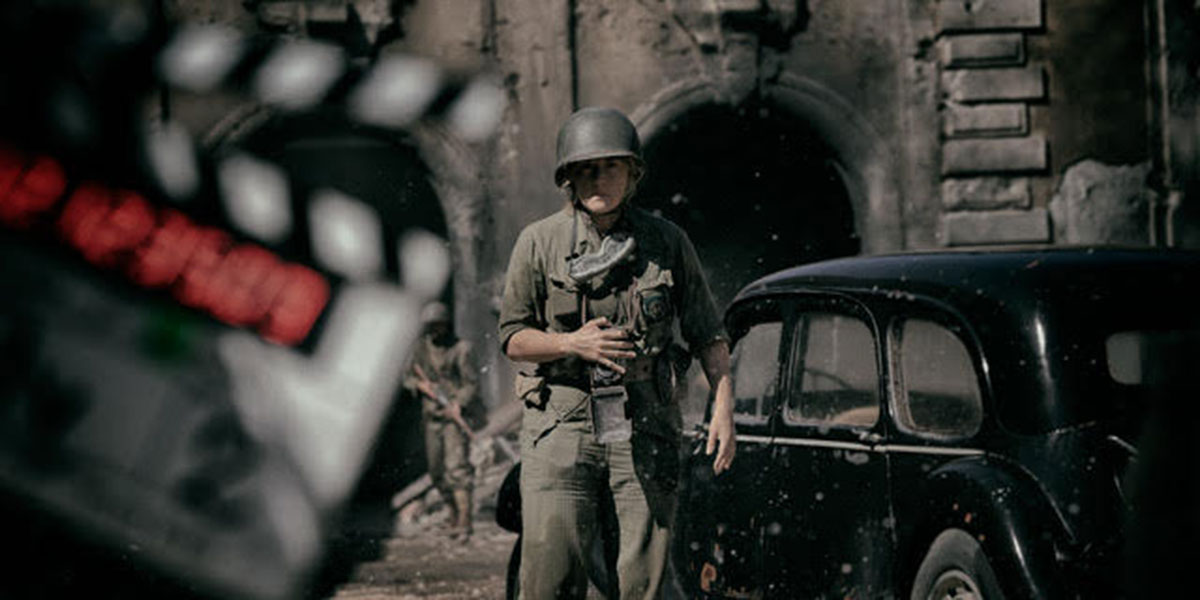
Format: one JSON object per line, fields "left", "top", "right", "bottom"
{"left": 633, "top": 78, "right": 887, "bottom": 429}
{"left": 222, "top": 112, "right": 452, "bottom": 578}
{"left": 638, "top": 101, "right": 859, "bottom": 311}
{"left": 208, "top": 108, "right": 497, "bottom": 405}
{"left": 233, "top": 112, "right": 450, "bottom": 290}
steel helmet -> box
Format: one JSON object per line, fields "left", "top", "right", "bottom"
{"left": 420, "top": 301, "right": 450, "bottom": 325}
{"left": 554, "top": 107, "right": 644, "bottom": 187}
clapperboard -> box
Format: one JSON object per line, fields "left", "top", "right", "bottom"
{"left": 0, "top": 3, "right": 502, "bottom": 598}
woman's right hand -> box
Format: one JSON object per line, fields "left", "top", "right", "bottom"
{"left": 567, "top": 317, "right": 636, "bottom": 373}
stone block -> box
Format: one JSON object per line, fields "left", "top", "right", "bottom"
{"left": 942, "top": 177, "right": 1032, "bottom": 210}
{"left": 942, "top": 136, "right": 1047, "bottom": 174}
{"left": 941, "top": 209, "right": 1050, "bottom": 246}
{"left": 940, "top": 33, "right": 1025, "bottom": 68}
{"left": 937, "top": 0, "right": 1043, "bottom": 32}
{"left": 942, "top": 66, "right": 1045, "bottom": 102}
{"left": 716, "top": 0, "right": 760, "bottom": 13}
{"left": 944, "top": 103, "right": 1027, "bottom": 137}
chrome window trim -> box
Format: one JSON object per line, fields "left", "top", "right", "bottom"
{"left": 693, "top": 429, "right": 985, "bottom": 457}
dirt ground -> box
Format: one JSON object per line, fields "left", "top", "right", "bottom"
{"left": 329, "top": 519, "right": 518, "bottom": 600}
{"left": 326, "top": 402, "right": 611, "bottom": 599}
{"left": 328, "top": 400, "right": 522, "bottom": 600}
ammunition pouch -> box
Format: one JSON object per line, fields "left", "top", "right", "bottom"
{"left": 590, "top": 384, "right": 632, "bottom": 444}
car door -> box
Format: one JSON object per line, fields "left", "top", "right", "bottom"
{"left": 881, "top": 309, "right": 989, "bottom": 595}
{"left": 675, "top": 296, "right": 786, "bottom": 597}
{"left": 761, "top": 293, "right": 894, "bottom": 599}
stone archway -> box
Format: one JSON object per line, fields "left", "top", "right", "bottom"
{"left": 635, "top": 100, "right": 858, "bottom": 309}
{"left": 632, "top": 74, "right": 904, "bottom": 262}
{"left": 207, "top": 110, "right": 485, "bottom": 292}
{"left": 203, "top": 105, "right": 494, "bottom": 373}
{"left": 630, "top": 76, "right": 901, "bottom": 427}
{"left": 631, "top": 76, "right": 903, "bottom": 311}
{"left": 765, "top": 73, "right": 904, "bottom": 255}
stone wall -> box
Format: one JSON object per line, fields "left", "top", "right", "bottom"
{"left": 161, "top": 0, "right": 1174, "bottom": 408}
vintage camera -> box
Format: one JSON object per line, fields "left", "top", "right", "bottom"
{"left": 590, "top": 363, "right": 631, "bottom": 444}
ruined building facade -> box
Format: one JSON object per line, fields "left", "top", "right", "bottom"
{"left": 166, "top": 0, "right": 1200, "bottom": 406}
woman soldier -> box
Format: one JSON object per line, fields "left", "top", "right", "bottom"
{"left": 498, "top": 107, "right": 736, "bottom": 599}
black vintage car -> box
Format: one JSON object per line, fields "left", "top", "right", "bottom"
{"left": 673, "top": 246, "right": 1200, "bottom": 599}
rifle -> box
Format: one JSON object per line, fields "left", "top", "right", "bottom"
{"left": 413, "top": 363, "right": 475, "bottom": 439}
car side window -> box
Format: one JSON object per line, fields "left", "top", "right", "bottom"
{"left": 785, "top": 312, "right": 879, "bottom": 427}
{"left": 891, "top": 318, "right": 983, "bottom": 439}
{"left": 730, "top": 320, "right": 782, "bottom": 425}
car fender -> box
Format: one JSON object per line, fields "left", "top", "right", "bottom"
{"left": 905, "top": 455, "right": 1072, "bottom": 599}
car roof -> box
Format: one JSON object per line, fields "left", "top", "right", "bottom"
{"left": 732, "top": 245, "right": 1200, "bottom": 315}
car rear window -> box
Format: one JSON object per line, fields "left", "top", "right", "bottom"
{"left": 891, "top": 318, "right": 983, "bottom": 439}
{"left": 1017, "top": 288, "right": 1200, "bottom": 433}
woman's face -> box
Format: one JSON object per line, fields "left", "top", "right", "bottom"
{"left": 568, "top": 157, "right": 632, "bottom": 217}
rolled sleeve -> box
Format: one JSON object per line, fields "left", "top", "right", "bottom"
{"left": 498, "top": 227, "right": 545, "bottom": 352}
{"left": 675, "top": 230, "right": 728, "bottom": 352}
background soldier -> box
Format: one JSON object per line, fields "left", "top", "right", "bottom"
{"left": 498, "top": 106, "right": 737, "bottom": 599}
{"left": 404, "top": 301, "right": 484, "bottom": 541}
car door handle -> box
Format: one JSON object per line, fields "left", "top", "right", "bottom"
{"left": 858, "top": 431, "right": 884, "bottom": 444}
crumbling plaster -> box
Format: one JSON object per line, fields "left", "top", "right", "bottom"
{"left": 1050, "top": 160, "right": 1153, "bottom": 246}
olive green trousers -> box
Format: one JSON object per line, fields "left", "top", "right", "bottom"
{"left": 424, "top": 417, "right": 474, "bottom": 494}
{"left": 518, "top": 404, "right": 678, "bottom": 600}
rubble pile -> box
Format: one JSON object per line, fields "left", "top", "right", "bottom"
{"left": 391, "top": 401, "right": 521, "bottom": 537}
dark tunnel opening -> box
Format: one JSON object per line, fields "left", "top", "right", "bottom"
{"left": 639, "top": 102, "right": 860, "bottom": 311}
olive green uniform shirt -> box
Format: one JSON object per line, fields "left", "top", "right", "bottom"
{"left": 499, "top": 204, "right": 727, "bottom": 439}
